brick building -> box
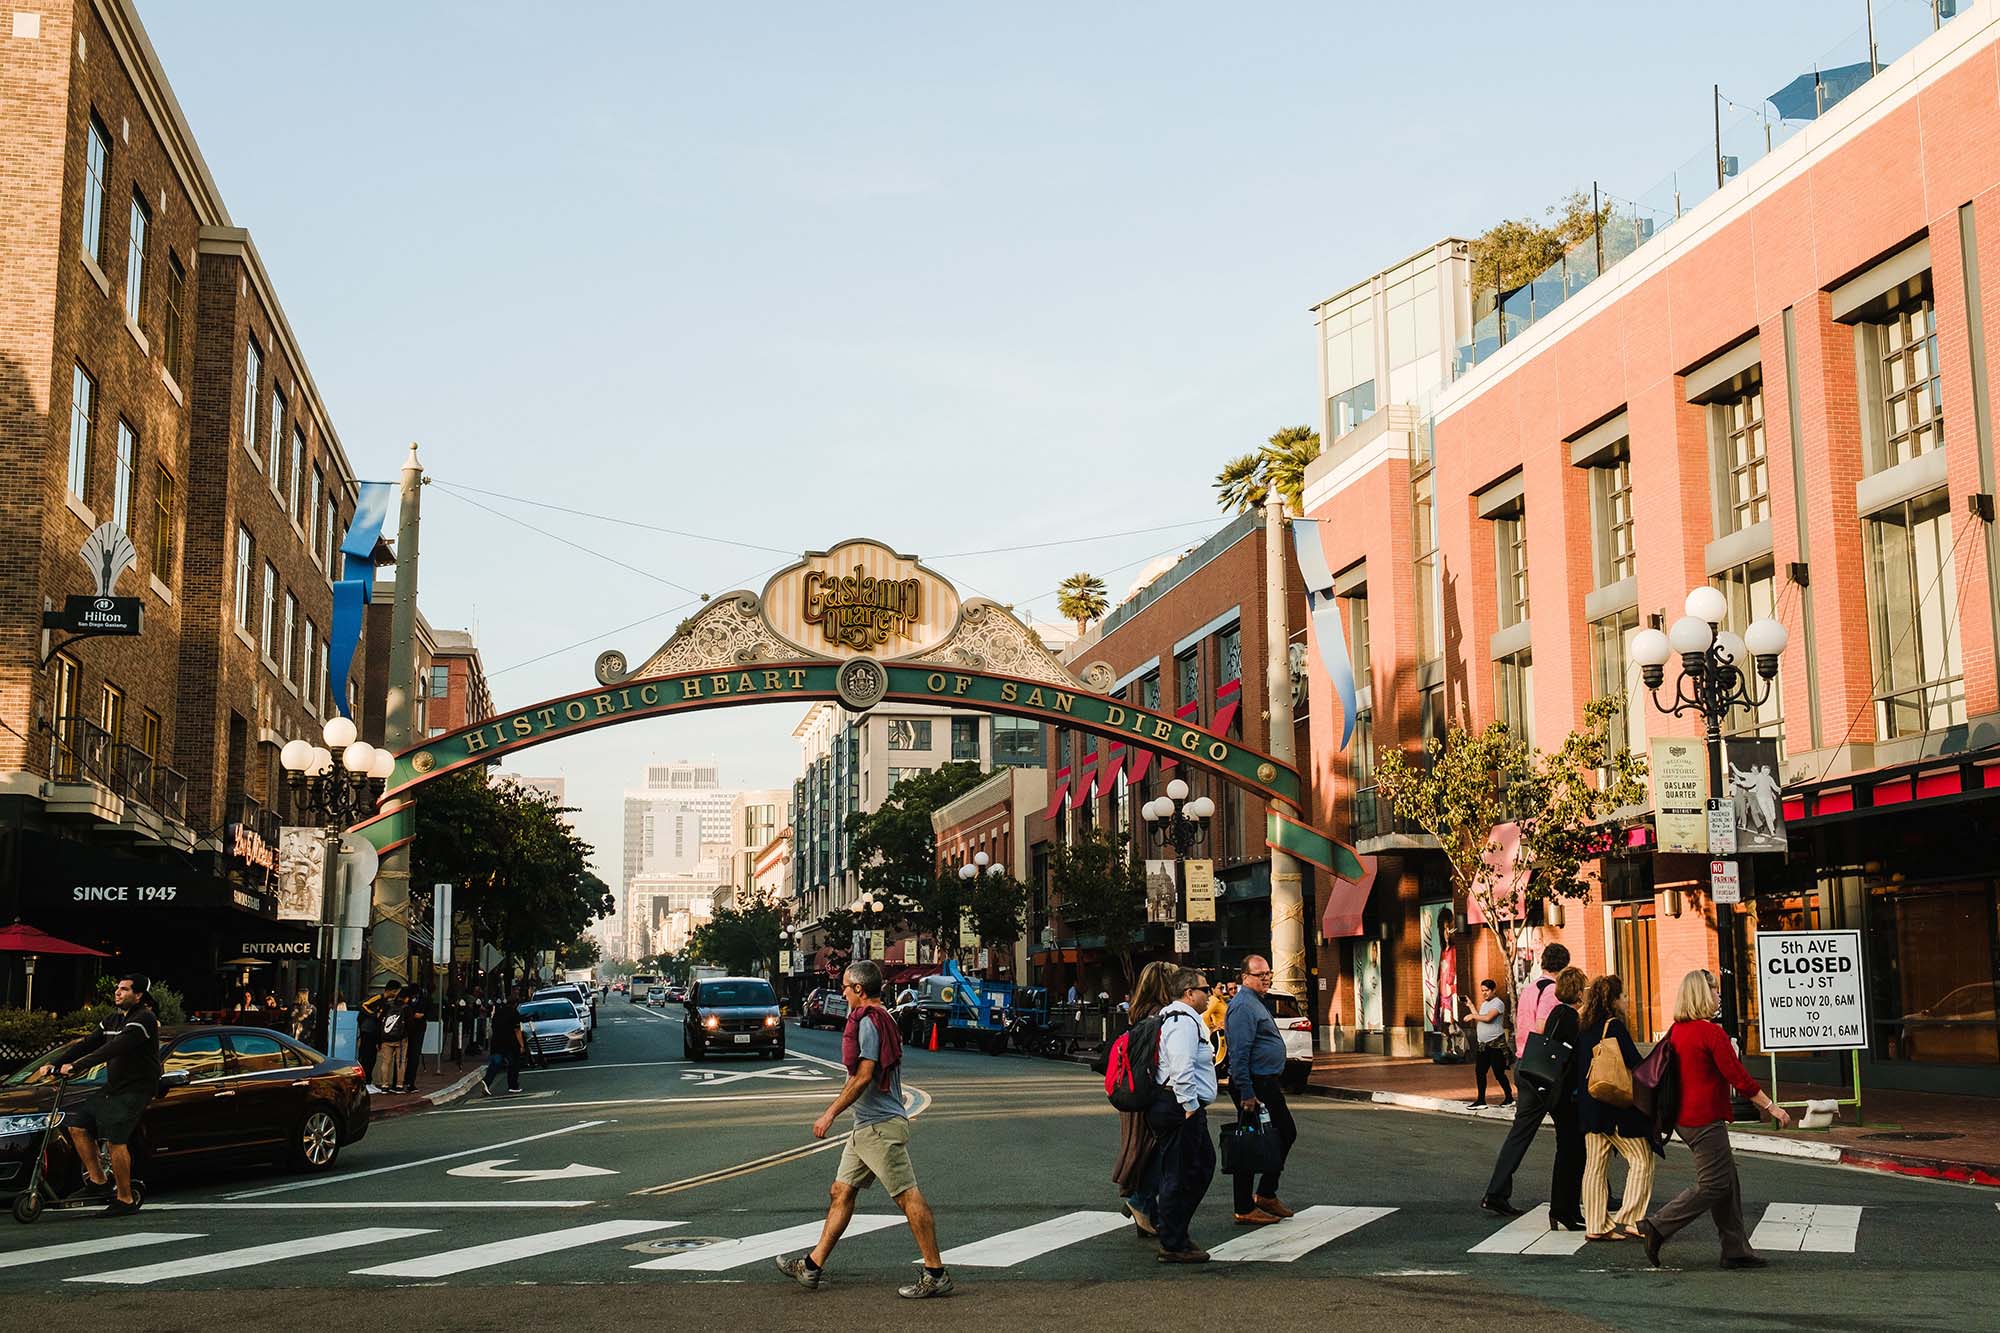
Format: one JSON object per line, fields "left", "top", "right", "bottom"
{"left": 1305, "top": 10, "right": 2000, "bottom": 1094}
{"left": 427, "top": 627, "right": 494, "bottom": 737}
{"left": 0, "top": 0, "right": 373, "bottom": 1011}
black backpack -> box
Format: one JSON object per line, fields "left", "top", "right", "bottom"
{"left": 380, "top": 1007, "right": 406, "bottom": 1040}
{"left": 1105, "top": 1011, "right": 1196, "bottom": 1112}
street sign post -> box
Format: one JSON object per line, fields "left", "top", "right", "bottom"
{"left": 1710, "top": 859, "right": 1741, "bottom": 904}
{"left": 1707, "top": 798, "right": 1736, "bottom": 855}
{"left": 1173, "top": 922, "right": 1191, "bottom": 955}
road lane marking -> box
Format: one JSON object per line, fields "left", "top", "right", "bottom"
{"left": 67, "top": 1227, "right": 434, "bottom": 1285}
{"left": 1468, "top": 1204, "right": 1588, "bottom": 1256}
{"left": 0, "top": 1234, "right": 202, "bottom": 1270}
{"left": 1208, "top": 1205, "right": 1396, "bottom": 1262}
{"left": 222, "top": 1120, "right": 608, "bottom": 1198}
{"left": 627, "top": 1086, "right": 933, "bottom": 1196}
{"left": 354, "top": 1220, "right": 683, "bottom": 1278}
{"left": 936, "top": 1211, "right": 1128, "bottom": 1267}
{"left": 521, "top": 1061, "right": 685, "bottom": 1074}
{"left": 442, "top": 1092, "right": 832, "bottom": 1115}
{"left": 630, "top": 1215, "right": 902, "bottom": 1270}
{"left": 146, "top": 1202, "right": 596, "bottom": 1211}
{"left": 1751, "top": 1202, "right": 1863, "bottom": 1252}
{"left": 447, "top": 1158, "right": 618, "bottom": 1182}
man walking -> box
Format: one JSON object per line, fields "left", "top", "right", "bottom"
{"left": 1481, "top": 942, "right": 1571, "bottom": 1216}
{"left": 1226, "top": 954, "right": 1298, "bottom": 1226}
{"left": 776, "top": 960, "right": 951, "bottom": 1298}
{"left": 38, "top": 973, "right": 159, "bottom": 1216}
{"left": 481, "top": 985, "right": 526, "bottom": 1095}
{"left": 1150, "top": 966, "right": 1219, "bottom": 1263}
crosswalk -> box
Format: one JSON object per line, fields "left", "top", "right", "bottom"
{"left": 0, "top": 1199, "right": 1938, "bottom": 1287}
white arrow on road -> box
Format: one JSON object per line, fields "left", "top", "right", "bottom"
{"left": 446, "top": 1158, "right": 619, "bottom": 1184}
{"left": 680, "top": 1066, "right": 830, "bottom": 1086}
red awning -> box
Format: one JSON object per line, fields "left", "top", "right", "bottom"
{"left": 1320, "top": 854, "right": 1379, "bottom": 938}
{"left": 1212, "top": 677, "right": 1242, "bottom": 737}
{"left": 1094, "top": 745, "right": 1125, "bottom": 797}
{"left": 1070, "top": 754, "right": 1098, "bottom": 809}
{"left": 0, "top": 922, "right": 109, "bottom": 956}
{"left": 1126, "top": 749, "right": 1153, "bottom": 784}
{"left": 1043, "top": 767, "right": 1071, "bottom": 820}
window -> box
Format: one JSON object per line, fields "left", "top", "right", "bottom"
{"left": 1138, "top": 672, "right": 1160, "bottom": 711}
{"left": 1609, "top": 901, "right": 1661, "bottom": 1041}
{"left": 309, "top": 465, "right": 324, "bottom": 551}
{"left": 151, "top": 465, "right": 175, "bottom": 577}
{"left": 315, "top": 637, "right": 330, "bottom": 716}
{"left": 82, "top": 116, "right": 110, "bottom": 264}
{"left": 1589, "top": 452, "right": 1636, "bottom": 586}
{"left": 243, "top": 337, "right": 262, "bottom": 455}
{"left": 1175, "top": 649, "right": 1199, "bottom": 713}
{"left": 1328, "top": 381, "right": 1376, "bottom": 438}
{"left": 289, "top": 427, "right": 305, "bottom": 519}
{"left": 951, "top": 717, "right": 979, "bottom": 761}
{"left": 112, "top": 420, "right": 136, "bottom": 531}
{"left": 887, "top": 766, "right": 926, "bottom": 790}
{"left": 226, "top": 1033, "right": 293, "bottom": 1075}
{"left": 886, "top": 719, "right": 931, "bottom": 750}
{"left": 67, "top": 364, "right": 94, "bottom": 499}
{"left": 49, "top": 655, "right": 80, "bottom": 779}
{"left": 1420, "top": 680, "right": 1444, "bottom": 757}
{"left": 1589, "top": 608, "right": 1642, "bottom": 763}
{"left": 99, "top": 682, "right": 124, "bottom": 747}
{"left": 1858, "top": 296, "right": 1944, "bottom": 473}
{"left": 1864, "top": 488, "right": 1964, "bottom": 739}
{"left": 993, "top": 717, "right": 1042, "bottom": 767}
{"left": 282, "top": 591, "right": 298, "bottom": 684}
{"left": 325, "top": 498, "right": 339, "bottom": 570}
{"left": 1710, "top": 378, "right": 1769, "bottom": 535}
{"left": 268, "top": 384, "right": 286, "bottom": 482}
{"left": 162, "top": 252, "right": 186, "bottom": 382}
{"left": 234, "top": 527, "right": 253, "bottom": 628}
{"left": 1494, "top": 510, "right": 1529, "bottom": 627}
{"left": 162, "top": 1034, "right": 226, "bottom": 1081}
{"left": 140, "top": 709, "right": 161, "bottom": 764}
{"left": 261, "top": 561, "right": 278, "bottom": 659}
{"left": 1716, "top": 560, "right": 1784, "bottom": 741}
{"left": 429, "top": 665, "right": 451, "bottom": 701}
{"left": 1217, "top": 623, "right": 1242, "bottom": 684}
{"left": 1350, "top": 704, "right": 1377, "bottom": 838}
{"left": 1495, "top": 651, "right": 1534, "bottom": 747}
{"left": 124, "top": 192, "right": 149, "bottom": 325}
{"left": 1414, "top": 470, "right": 1442, "bottom": 660}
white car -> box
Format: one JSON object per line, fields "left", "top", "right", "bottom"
{"left": 518, "top": 997, "right": 591, "bottom": 1062}
{"left": 535, "top": 984, "right": 596, "bottom": 1031}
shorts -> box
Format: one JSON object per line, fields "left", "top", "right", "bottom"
{"left": 835, "top": 1118, "right": 917, "bottom": 1197}
{"left": 69, "top": 1090, "right": 150, "bottom": 1146}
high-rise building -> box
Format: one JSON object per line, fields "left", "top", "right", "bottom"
{"left": 617, "top": 760, "right": 736, "bottom": 956}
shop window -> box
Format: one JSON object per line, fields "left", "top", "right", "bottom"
{"left": 1867, "top": 880, "right": 1997, "bottom": 1066}
{"left": 1864, "top": 488, "right": 1964, "bottom": 739}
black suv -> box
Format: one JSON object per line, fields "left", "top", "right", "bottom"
{"left": 683, "top": 977, "right": 785, "bottom": 1060}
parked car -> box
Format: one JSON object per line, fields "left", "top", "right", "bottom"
{"left": 683, "top": 977, "right": 784, "bottom": 1060}
{"left": 0, "top": 1025, "right": 369, "bottom": 1203}
{"left": 535, "top": 984, "right": 596, "bottom": 1031}
{"left": 800, "top": 986, "right": 849, "bottom": 1030}
{"left": 519, "top": 997, "right": 591, "bottom": 1061}
{"left": 1269, "top": 991, "right": 1314, "bottom": 1091}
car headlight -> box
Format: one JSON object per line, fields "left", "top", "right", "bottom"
{"left": 703, "top": 1015, "right": 719, "bottom": 1030}
{"left": 0, "top": 1112, "right": 63, "bottom": 1135}
{"left": 763, "top": 1015, "right": 780, "bottom": 1028}
{"left": 566, "top": 1030, "right": 586, "bottom": 1044}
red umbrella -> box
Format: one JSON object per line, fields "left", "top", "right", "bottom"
{"left": 0, "top": 922, "right": 109, "bottom": 957}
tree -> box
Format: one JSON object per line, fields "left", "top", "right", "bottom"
{"left": 966, "top": 871, "right": 1030, "bottom": 954}
{"left": 1468, "top": 189, "right": 1613, "bottom": 298}
{"left": 1055, "top": 573, "right": 1109, "bottom": 636}
{"left": 557, "top": 936, "right": 601, "bottom": 971}
{"left": 1048, "top": 830, "right": 1151, "bottom": 988}
{"left": 847, "top": 761, "right": 989, "bottom": 940}
{"left": 1214, "top": 425, "right": 1322, "bottom": 514}
{"left": 1370, "top": 697, "right": 1646, "bottom": 1043}
{"left": 685, "top": 893, "right": 784, "bottom": 977}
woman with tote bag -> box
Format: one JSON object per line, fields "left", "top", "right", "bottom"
{"left": 1575, "top": 974, "right": 1661, "bottom": 1241}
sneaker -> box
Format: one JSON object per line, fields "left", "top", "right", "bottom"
{"left": 1465, "top": 1099, "right": 1487, "bottom": 1109}
{"left": 773, "top": 1255, "right": 822, "bottom": 1291}
{"left": 897, "top": 1267, "right": 954, "bottom": 1299}
{"left": 104, "top": 1196, "right": 143, "bottom": 1217}
{"left": 479, "top": 1079, "right": 493, "bottom": 1098}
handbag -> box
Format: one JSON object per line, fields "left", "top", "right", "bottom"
{"left": 1515, "top": 1030, "right": 1572, "bottom": 1092}
{"left": 1632, "top": 1024, "right": 1682, "bottom": 1135}
{"left": 1586, "top": 1034, "right": 1634, "bottom": 1106}
{"left": 1220, "top": 1112, "right": 1284, "bottom": 1176}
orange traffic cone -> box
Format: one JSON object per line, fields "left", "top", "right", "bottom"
{"left": 927, "top": 1020, "right": 940, "bottom": 1052}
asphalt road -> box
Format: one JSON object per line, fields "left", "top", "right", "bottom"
{"left": 1, "top": 1000, "right": 1993, "bottom": 1331}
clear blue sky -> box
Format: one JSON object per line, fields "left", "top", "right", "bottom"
{"left": 141, "top": 0, "right": 1868, "bottom": 875}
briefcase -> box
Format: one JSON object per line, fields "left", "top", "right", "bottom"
{"left": 1220, "top": 1115, "right": 1284, "bottom": 1176}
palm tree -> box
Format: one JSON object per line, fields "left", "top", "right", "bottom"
{"left": 1055, "top": 573, "right": 1109, "bottom": 636}
{"left": 1214, "top": 453, "right": 1267, "bottom": 513}
{"left": 1213, "top": 426, "right": 1322, "bottom": 515}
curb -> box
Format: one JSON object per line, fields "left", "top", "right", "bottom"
{"left": 372, "top": 1066, "right": 485, "bottom": 1121}
{"left": 1296, "top": 1081, "right": 1999, "bottom": 1187}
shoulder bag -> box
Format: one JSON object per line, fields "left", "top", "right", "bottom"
{"left": 1515, "top": 1006, "right": 1574, "bottom": 1093}
{"left": 1631, "top": 1023, "right": 1681, "bottom": 1135}
{"left": 1586, "top": 1026, "right": 1635, "bottom": 1106}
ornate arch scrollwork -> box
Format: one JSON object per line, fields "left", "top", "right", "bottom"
{"left": 620, "top": 593, "right": 789, "bottom": 681}
{"left": 905, "top": 600, "right": 1089, "bottom": 693}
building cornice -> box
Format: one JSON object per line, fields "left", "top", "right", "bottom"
{"left": 94, "top": 0, "right": 230, "bottom": 228}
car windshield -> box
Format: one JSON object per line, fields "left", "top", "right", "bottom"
{"left": 0, "top": 1037, "right": 105, "bottom": 1086}
{"left": 1268, "top": 992, "right": 1302, "bottom": 1019}
{"left": 699, "top": 981, "right": 776, "bottom": 1007}
{"left": 519, "top": 1001, "right": 576, "bottom": 1022}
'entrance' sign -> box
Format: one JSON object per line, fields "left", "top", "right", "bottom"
{"left": 1753, "top": 929, "right": 1867, "bottom": 1051}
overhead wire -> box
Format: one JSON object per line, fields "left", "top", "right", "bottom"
{"left": 431, "top": 485, "right": 705, "bottom": 597}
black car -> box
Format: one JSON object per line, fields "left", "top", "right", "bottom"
{"left": 0, "top": 1025, "right": 369, "bottom": 1201}
{"left": 799, "top": 986, "right": 850, "bottom": 1031}
{"left": 683, "top": 977, "right": 784, "bottom": 1060}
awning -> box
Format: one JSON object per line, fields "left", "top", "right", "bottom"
{"left": 1069, "top": 753, "right": 1098, "bottom": 809}
{"left": 1212, "top": 677, "right": 1242, "bottom": 737}
{"left": 1094, "top": 744, "right": 1125, "bottom": 797}
{"left": 1043, "top": 766, "right": 1072, "bottom": 820}
{"left": 1125, "top": 749, "right": 1153, "bottom": 784}
{"left": 1320, "top": 854, "right": 1379, "bottom": 938}
{"left": 0, "top": 922, "right": 109, "bottom": 957}
{"left": 1467, "top": 821, "right": 1526, "bottom": 925}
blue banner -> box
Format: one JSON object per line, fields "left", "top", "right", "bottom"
{"left": 1291, "top": 517, "right": 1357, "bottom": 751}
{"left": 327, "top": 481, "right": 396, "bottom": 717}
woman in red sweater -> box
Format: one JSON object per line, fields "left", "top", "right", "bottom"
{"left": 1639, "top": 970, "right": 1792, "bottom": 1269}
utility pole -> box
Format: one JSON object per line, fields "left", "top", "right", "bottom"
{"left": 1264, "top": 495, "right": 1307, "bottom": 1000}
{"left": 370, "top": 444, "right": 423, "bottom": 992}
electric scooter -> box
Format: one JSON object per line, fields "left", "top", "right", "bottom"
{"left": 9, "top": 1077, "right": 146, "bottom": 1224}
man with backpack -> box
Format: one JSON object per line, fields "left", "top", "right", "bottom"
{"left": 368, "top": 983, "right": 409, "bottom": 1092}
{"left": 1481, "top": 943, "right": 1570, "bottom": 1217}
{"left": 1148, "top": 967, "right": 1220, "bottom": 1263}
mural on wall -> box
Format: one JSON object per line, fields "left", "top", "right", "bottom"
{"left": 1420, "top": 902, "right": 1459, "bottom": 1040}
{"left": 1354, "top": 940, "right": 1383, "bottom": 1031}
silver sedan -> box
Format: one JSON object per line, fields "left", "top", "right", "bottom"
{"left": 517, "top": 998, "right": 591, "bottom": 1061}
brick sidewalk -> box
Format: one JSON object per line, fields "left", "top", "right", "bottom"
{"left": 1308, "top": 1052, "right": 2000, "bottom": 1188}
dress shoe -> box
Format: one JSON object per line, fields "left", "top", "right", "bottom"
{"left": 1157, "top": 1247, "right": 1210, "bottom": 1264}
{"left": 1232, "top": 1209, "right": 1282, "bottom": 1226}
{"left": 1548, "top": 1214, "right": 1587, "bottom": 1232}
{"left": 1253, "top": 1195, "right": 1295, "bottom": 1218}
{"left": 1130, "top": 1206, "right": 1156, "bottom": 1237}
{"left": 1480, "top": 1196, "right": 1523, "bottom": 1218}
{"left": 1721, "top": 1254, "right": 1769, "bottom": 1270}
{"left": 1638, "top": 1219, "right": 1666, "bottom": 1268}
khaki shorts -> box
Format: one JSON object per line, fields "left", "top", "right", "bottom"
{"left": 835, "top": 1117, "right": 917, "bottom": 1196}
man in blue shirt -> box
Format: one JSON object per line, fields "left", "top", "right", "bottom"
{"left": 1225, "top": 954, "right": 1298, "bottom": 1225}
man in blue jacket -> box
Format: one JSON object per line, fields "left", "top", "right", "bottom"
{"left": 1225, "top": 954, "right": 1298, "bottom": 1225}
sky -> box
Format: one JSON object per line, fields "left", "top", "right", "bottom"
{"left": 139, "top": 0, "right": 1878, "bottom": 882}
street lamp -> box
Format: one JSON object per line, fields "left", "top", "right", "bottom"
{"left": 1142, "top": 778, "right": 1215, "bottom": 858}
{"left": 281, "top": 715, "right": 396, "bottom": 1051}
{"left": 1630, "top": 586, "right": 1788, "bottom": 1066}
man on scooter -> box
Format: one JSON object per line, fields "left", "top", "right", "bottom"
{"left": 36, "top": 973, "right": 160, "bottom": 1216}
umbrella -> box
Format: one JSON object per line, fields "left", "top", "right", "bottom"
{"left": 220, "top": 958, "right": 274, "bottom": 968}
{"left": 0, "top": 921, "right": 109, "bottom": 1009}
{"left": 1768, "top": 60, "right": 1874, "bottom": 121}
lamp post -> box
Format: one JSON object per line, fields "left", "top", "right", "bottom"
{"left": 1630, "top": 586, "right": 1789, "bottom": 1061}
{"left": 1141, "top": 779, "right": 1215, "bottom": 961}
{"left": 281, "top": 715, "right": 396, "bottom": 1051}
{"left": 957, "top": 851, "right": 1006, "bottom": 967}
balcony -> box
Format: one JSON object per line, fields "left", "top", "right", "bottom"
{"left": 45, "top": 716, "right": 122, "bottom": 823}
{"left": 111, "top": 744, "right": 163, "bottom": 842}
{"left": 226, "top": 792, "right": 282, "bottom": 849}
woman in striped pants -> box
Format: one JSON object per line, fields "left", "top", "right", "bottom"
{"left": 1575, "top": 974, "right": 1661, "bottom": 1241}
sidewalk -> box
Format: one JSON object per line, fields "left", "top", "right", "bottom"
{"left": 367, "top": 1052, "right": 486, "bottom": 1121}
{"left": 1305, "top": 1052, "right": 2000, "bottom": 1188}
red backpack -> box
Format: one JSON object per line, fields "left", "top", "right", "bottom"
{"left": 1104, "top": 1012, "right": 1191, "bottom": 1112}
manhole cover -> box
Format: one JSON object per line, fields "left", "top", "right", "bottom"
{"left": 1858, "top": 1131, "right": 1961, "bottom": 1142}
{"left": 626, "top": 1236, "right": 725, "bottom": 1255}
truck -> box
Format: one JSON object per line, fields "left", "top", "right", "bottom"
{"left": 910, "top": 958, "right": 1016, "bottom": 1055}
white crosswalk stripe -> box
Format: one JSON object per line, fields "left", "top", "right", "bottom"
{"left": 1751, "top": 1203, "right": 1863, "bottom": 1253}
{"left": 0, "top": 1233, "right": 203, "bottom": 1271}
{"left": 1208, "top": 1205, "right": 1397, "bottom": 1262}
{"left": 354, "top": 1220, "right": 684, "bottom": 1278}
{"left": 66, "top": 1227, "right": 434, "bottom": 1285}
{"left": 1468, "top": 1205, "right": 1589, "bottom": 1256}
{"left": 936, "top": 1211, "right": 1128, "bottom": 1267}
{"left": 629, "top": 1214, "right": 903, "bottom": 1271}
